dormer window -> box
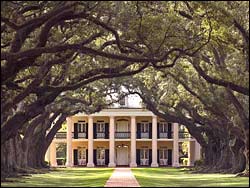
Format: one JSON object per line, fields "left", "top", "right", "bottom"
{"left": 119, "top": 97, "right": 126, "bottom": 106}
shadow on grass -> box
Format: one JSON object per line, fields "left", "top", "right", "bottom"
{"left": 132, "top": 168, "right": 249, "bottom": 187}
{"left": 1, "top": 168, "right": 114, "bottom": 187}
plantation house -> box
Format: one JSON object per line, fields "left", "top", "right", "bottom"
{"left": 46, "top": 96, "right": 201, "bottom": 167}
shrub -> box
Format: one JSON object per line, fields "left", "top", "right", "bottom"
{"left": 182, "top": 158, "right": 188, "bottom": 166}
{"left": 194, "top": 159, "right": 203, "bottom": 166}
{"left": 56, "top": 158, "right": 66, "bottom": 165}
{"left": 44, "top": 160, "right": 50, "bottom": 167}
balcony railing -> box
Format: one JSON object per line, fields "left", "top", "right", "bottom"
{"left": 179, "top": 131, "right": 192, "bottom": 139}
{"left": 72, "top": 132, "right": 87, "bottom": 139}
{"left": 55, "top": 132, "right": 66, "bottom": 139}
{"left": 96, "top": 132, "right": 105, "bottom": 139}
{"left": 115, "top": 132, "right": 130, "bottom": 139}
{"left": 78, "top": 132, "right": 87, "bottom": 138}
{"left": 141, "top": 132, "right": 150, "bottom": 139}
{"left": 159, "top": 132, "right": 173, "bottom": 139}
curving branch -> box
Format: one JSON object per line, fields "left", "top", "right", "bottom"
{"left": 192, "top": 60, "right": 249, "bottom": 96}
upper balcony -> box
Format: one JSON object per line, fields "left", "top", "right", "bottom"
{"left": 95, "top": 132, "right": 109, "bottom": 139}
{"left": 158, "top": 131, "right": 173, "bottom": 139}
{"left": 115, "top": 132, "right": 131, "bottom": 139}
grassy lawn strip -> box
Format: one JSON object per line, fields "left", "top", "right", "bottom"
{"left": 132, "top": 168, "right": 249, "bottom": 187}
{"left": 1, "top": 168, "right": 114, "bottom": 187}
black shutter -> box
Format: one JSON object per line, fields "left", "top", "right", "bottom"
{"left": 149, "top": 123, "right": 152, "bottom": 139}
{"left": 157, "top": 123, "right": 160, "bottom": 138}
{"left": 149, "top": 149, "right": 152, "bottom": 166}
{"left": 157, "top": 149, "right": 160, "bottom": 165}
{"left": 105, "top": 123, "right": 109, "bottom": 139}
{"left": 168, "top": 149, "right": 172, "bottom": 165}
{"left": 168, "top": 123, "right": 172, "bottom": 138}
{"left": 86, "top": 123, "right": 88, "bottom": 139}
{"left": 137, "top": 123, "right": 141, "bottom": 139}
{"left": 86, "top": 149, "right": 88, "bottom": 164}
{"left": 93, "top": 149, "right": 97, "bottom": 165}
{"left": 74, "top": 123, "right": 78, "bottom": 139}
{"left": 136, "top": 149, "right": 140, "bottom": 165}
{"left": 105, "top": 149, "right": 109, "bottom": 165}
{"left": 93, "top": 123, "right": 97, "bottom": 139}
{"left": 73, "top": 149, "right": 78, "bottom": 166}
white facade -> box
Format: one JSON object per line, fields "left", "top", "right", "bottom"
{"left": 48, "top": 108, "right": 201, "bottom": 167}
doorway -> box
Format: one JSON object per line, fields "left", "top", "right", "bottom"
{"left": 116, "top": 147, "right": 129, "bottom": 166}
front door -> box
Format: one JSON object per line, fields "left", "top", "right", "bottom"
{"left": 116, "top": 147, "right": 129, "bottom": 165}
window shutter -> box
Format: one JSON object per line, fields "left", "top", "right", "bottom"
{"left": 74, "top": 123, "right": 78, "bottom": 139}
{"left": 168, "top": 123, "right": 172, "bottom": 138}
{"left": 136, "top": 149, "right": 140, "bottom": 165}
{"left": 149, "top": 149, "right": 152, "bottom": 166}
{"left": 105, "top": 149, "right": 109, "bottom": 165}
{"left": 73, "top": 149, "right": 78, "bottom": 165}
{"left": 105, "top": 123, "right": 109, "bottom": 139}
{"left": 157, "top": 123, "right": 160, "bottom": 138}
{"left": 93, "top": 149, "right": 97, "bottom": 165}
{"left": 167, "top": 149, "right": 172, "bottom": 165}
{"left": 93, "top": 123, "right": 97, "bottom": 139}
{"left": 149, "top": 123, "right": 152, "bottom": 139}
{"left": 86, "top": 123, "right": 88, "bottom": 139}
{"left": 137, "top": 123, "right": 141, "bottom": 139}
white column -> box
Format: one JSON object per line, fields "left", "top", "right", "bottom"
{"left": 151, "top": 115, "right": 159, "bottom": 167}
{"left": 188, "top": 141, "right": 192, "bottom": 166}
{"left": 87, "top": 116, "right": 95, "bottom": 167}
{"left": 65, "top": 117, "right": 73, "bottom": 167}
{"left": 130, "top": 116, "right": 137, "bottom": 167}
{"left": 108, "top": 116, "right": 116, "bottom": 167}
{"left": 173, "top": 123, "right": 179, "bottom": 167}
{"left": 45, "top": 142, "right": 50, "bottom": 163}
{"left": 195, "top": 140, "right": 201, "bottom": 161}
{"left": 50, "top": 141, "right": 57, "bottom": 167}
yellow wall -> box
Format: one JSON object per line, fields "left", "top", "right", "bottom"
{"left": 136, "top": 116, "right": 152, "bottom": 123}
{"left": 72, "top": 141, "right": 88, "bottom": 150}
{"left": 158, "top": 141, "right": 173, "bottom": 149}
{"left": 136, "top": 141, "right": 173, "bottom": 149}
{"left": 93, "top": 116, "right": 110, "bottom": 123}
{"left": 72, "top": 141, "right": 111, "bottom": 149}
{"left": 136, "top": 141, "right": 151, "bottom": 149}
{"left": 94, "top": 141, "right": 109, "bottom": 149}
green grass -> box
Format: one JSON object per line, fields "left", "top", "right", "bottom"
{"left": 132, "top": 168, "right": 249, "bottom": 187}
{"left": 1, "top": 168, "right": 114, "bottom": 187}
{"left": 2, "top": 167, "right": 249, "bottom": 187}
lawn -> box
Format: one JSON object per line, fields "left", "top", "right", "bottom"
{"left": 1, "top": 168, "right": 114, "bottom": 187}
{"left": 132, "top": 168, "right": 249, "bottom": 187}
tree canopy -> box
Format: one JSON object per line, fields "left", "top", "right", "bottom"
{"left": 1, "top": 1, "right": 249, "bottom": 178}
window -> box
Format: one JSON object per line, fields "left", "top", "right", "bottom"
{"left": 141, "top": 122, "right": 149, "bottom": 133}
{"left": 78, "top": 122, "right": 86, "bottom": 133}
{"left": 97, "top": 148, "right": 105, "bottom": 160}
{"left": 78, "top": 147, "right": 86, "bottom": 160}
{"left": 97, "top": 122, "right": 105, "bottom": 132}
{"left": 140, "top": 149, "right": 149, "bottom": 159}
{"left": 119, "top": 97, "right": 125, "bottom": 106}
{"left": 159, "top": 149, "right": 168, "bottom": 159}
{"left": 159, "top": 122, "right": 168, "bottom": 132}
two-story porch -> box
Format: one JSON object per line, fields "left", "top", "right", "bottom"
{"left": 46, "top": 108, "right": 201, "bottom": 168}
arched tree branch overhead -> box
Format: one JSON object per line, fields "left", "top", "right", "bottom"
{"left": 191, "top": 58, "right": 249, "bottom": 96}
{"left": 1, "top": 1, "right": 249, "bottom": 177}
